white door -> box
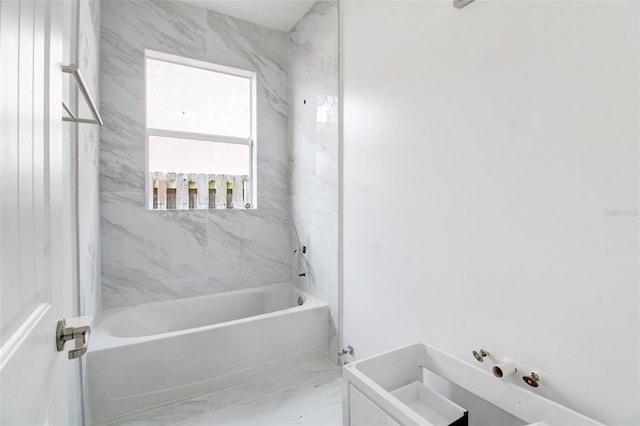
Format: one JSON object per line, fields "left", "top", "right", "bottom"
{"left": 0, "top": 0, "right": 75, "bottom": 424}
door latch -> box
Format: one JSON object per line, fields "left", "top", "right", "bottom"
{"left": 56, "top": 319, "right": 91, "bottom": 359}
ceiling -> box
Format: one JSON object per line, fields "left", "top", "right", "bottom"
{"left": 179, "top": 0, "right": 316, "bottom": 32}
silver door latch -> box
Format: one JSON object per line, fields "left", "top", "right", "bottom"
{"left": 56, "top": 319, "right": 91, "bottom": 359}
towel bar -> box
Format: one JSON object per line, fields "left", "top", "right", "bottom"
{"left": 62, "top": 63, "right": 103, "bottom": 126}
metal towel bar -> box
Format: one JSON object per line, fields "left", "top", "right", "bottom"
{"left": 62, "top": 63, "right": 103, "bottom": 126}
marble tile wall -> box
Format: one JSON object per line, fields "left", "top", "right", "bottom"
{"left": 78, "top": 0, "right": 101, "bottom": 315}
{"left": 289, "top": 1, "right": 340, "bottom": 361}
{"left": 100, "top": 0, "right": 292, "bottom": 309}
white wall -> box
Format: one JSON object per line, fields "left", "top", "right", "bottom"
{"left": 342, "top": 1, "right": 639, "bottom": 424}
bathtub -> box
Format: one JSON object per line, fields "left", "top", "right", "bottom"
{"left": 87, "top": 282, "right": 329, "bottom": 423}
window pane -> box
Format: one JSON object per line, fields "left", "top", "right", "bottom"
{"left": 146, "top": 59, "right": 251, "bottom": 138}
{"left": 149, "top": 136, "right": 249, "bottom": 175}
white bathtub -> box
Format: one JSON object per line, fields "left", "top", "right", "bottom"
{"left": 87, "top": 282, "right": 329, "bottom": 423}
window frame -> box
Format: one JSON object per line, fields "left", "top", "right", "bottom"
{"left": 144, "top": 49, "right": 257, "bottom": 209}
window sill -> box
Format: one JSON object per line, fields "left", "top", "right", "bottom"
{"left": 148, "top": 207, "right": 256, "bottom": 211}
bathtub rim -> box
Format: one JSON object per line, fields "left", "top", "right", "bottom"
{"left": 89, "top": 282, "right": 327, "bottom": 351}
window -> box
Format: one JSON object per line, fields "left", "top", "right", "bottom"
{"left": 145, "top": 50, "right": 256, "bottom": 210}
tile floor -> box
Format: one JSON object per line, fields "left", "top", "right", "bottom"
{"left": 97, "top": 359, "right": 343, "bottom": 426}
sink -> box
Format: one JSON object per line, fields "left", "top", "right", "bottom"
{"left": 343, "top": 343, "right": 603, "bottom": 426}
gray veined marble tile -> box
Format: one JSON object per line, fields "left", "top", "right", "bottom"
{"left": 206, "top": 211, "right": 243, "bottom": 293}
{"left": 100, "top": 27, "right": 145, "bottom": 80}
{"left": 256, "top": 156, "right": 291, "bottom": 195}
{"left": 289, "top": 2, "right": 339, "bottom": 53}
{"left": 101, "top": 192, "right": 208, "bottom": 245}
{"left": 254, "top": 195, "right": 292, "bottom": 225}
{"left": 102, "top": 275, "right": 210, "bottom": 309}
{"left": 98, "top": 359, "right": 342, "bottom": 426}
{"left": 101, "top": 0, "right": 207, "bottom": 76}
{"left": 256, "top": 82, "right": 288, "bottom": 124}
{"left": 240, "top": 210, "right": 293, "bottom": 287}
{"left": 206, "top": 10, "right": 287, "bottom": 78}
{"left": 77, "top": 0, "right": 102, "bottom": 316}
{"left": 100, "top": 192, "right": 208, "bottom": 308}
{"left": 100, "top": 72, "right": 145, "bottom": 119}
{"left": 100, "top": 0, "right": 295, "bottom": 308}
{"left": 291, "top": 0, "right": 338, "bottom": 35}
{"left": 207, "top": 210, "right": 245, "bottom": 250}
{"left": 289, "top": 0, "right": 340, "bottom": 364}
{"left": 205, "top": 208, "right": 293, "bottom": 292}
{"left": 99, "top": 75, "right": 145, "bottom": 193}
{"left": 99, "top": 144, "right": 146, "bottom": 194}
{"left": 141, "top": 1, "right": 207, "bottom": 47}
{"left": 257, "top": 111, "right": 290, "bottom": 163}
{"left": 206, "top": 11, "right": 288, "bottom": 115}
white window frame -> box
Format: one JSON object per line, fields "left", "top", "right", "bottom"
{"left": 144, "top": 49, "right": 257, "bottom": 209}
